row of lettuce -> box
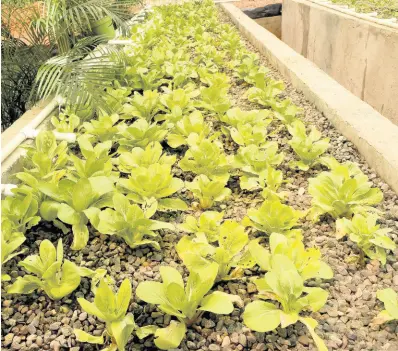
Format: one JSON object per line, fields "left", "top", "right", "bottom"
{"left": 2, "top": 1, "right": 397, "bottom": 350}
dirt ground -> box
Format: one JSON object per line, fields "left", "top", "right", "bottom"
{"left": 233, "top": 0, "right": 282, "bottom": 9}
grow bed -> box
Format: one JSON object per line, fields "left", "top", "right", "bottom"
{"left": 2, "top": 1, "right": 398, "bottom": 351}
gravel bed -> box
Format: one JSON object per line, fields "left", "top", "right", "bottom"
{"left": 2, "top": 8, "right": 398, "bottom": 351}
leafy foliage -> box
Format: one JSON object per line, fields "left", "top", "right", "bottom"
{"left": 68, "top": 136, "right": 118, "bottom": 182}
{"left": 272, "top": 99, "right": 302, "bottom": 125}
{"left": 51, "top": 112, "right": 80, "bottom": 133}
{"left": 232, "top": 144, "right": 284, "bottom": 192}
{"left": 336, "top": 214, "right": 395, "bottom": 264}
{"left": 117, "top": 142, "right": 176, "bottom": 173}
{"left": 76, "top": 278, "right": 153, "bottom": 351}
{"left": 179, "top": 211, "right": 224, "bottom": 243}
{"left": 234, "top": 54, "right": 268, "bottom": 85}
{"left": 185, "top": 175, "right": 231, "bottom": 209}
{"left": 233, "top": 143, "right": 284, "bottom": 176}
{"left": 158, "top": 88, "right": 198, "bottom": 123}
{"left": 22, "top": 131, "right": 68, "bottom": 180}
{"left": 83, "top": 114, "right": 120, "bottom": 142}
{"left": 1, "top": 193, "right": 41, "bottom": 234}
{"left": 89, "top": 193, "right": 174, "bottom": 250}
{"left": 246, "top": 75, "right": 284, "bottom": 107}
{"left": 196, "top": 85, "right": 231, "bottom": 117}
{"left": 117, "top": 119, "right": 168, "bottom": 151}
{"left": 124, "top": 90, "right": 161, "bottom": 121}
{"left": 179, "top": 139, "right": 231, "bottom": 181}
{"left": 243, "top": 255, "right": 328, "bottom": 351}
{"left": 229, "top": 122, "right": 271, "bottom": 147}
{"left": 308, "top": 162, "right": 383, "bottom": 220}
{"left": 249, "top": 233, "right": 333, "bottom": 280}
{"left": 39, "top": 177, "right": 114, "bottom": 250}
{"left": 177, "top": 220, "right": 254, "bottom": 280}
{"left": 1, "top": 221, "right": 26, "bottom": 281}
{"left": 7, "top": 239, "right": 99, "bottom": 300}
{"left": 244, "top": 199, "right": 304, "bottom": 238}
{"left": 373, "top": 288, "right": 398, "bottom": 325}
{"left": 136, "top": 264, "right": 240, "bottom": 349}
{"left": 287, "top": 120, "right": 330, "bottom": 170}
{"left": 118, "top": 163, "right": 187, "bottom": 211}
{"left": 220, "top": 108, "right": 272, "bottom": 129}
{"left": 167, "top": 111, "right": 212, "bottom": 148}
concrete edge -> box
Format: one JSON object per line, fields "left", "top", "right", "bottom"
{"left": 308, "top": 0, "right": 398, "bottom": 30}
{"left": 1, "top": 100, "right": 57, "bottom": 184}
{"left": 220, "top": 2, "right": 398, "bottom": 194}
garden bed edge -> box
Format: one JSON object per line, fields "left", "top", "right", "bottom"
{"left": 220, "top": 2, "right": 398, "bottom": 194}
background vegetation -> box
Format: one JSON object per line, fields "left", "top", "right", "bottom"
{"left": 1, "top": 0, "right": 142, "bottom": 131}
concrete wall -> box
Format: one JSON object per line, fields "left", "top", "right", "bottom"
{"left": 255, "top": 16, "right": 282, "bottom": 38}
{"left": 220, "top": 3, "right": 398, "bottom": 194}
{"left": 281, "top": 0, "right": 398, "bottom": 125}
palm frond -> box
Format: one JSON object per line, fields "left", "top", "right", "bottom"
{"left": 30, "top": 36, "right": 127, "bottom": 114}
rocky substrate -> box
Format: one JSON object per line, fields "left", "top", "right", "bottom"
{"left": 2, "top": 9, "right": 398, "bottom": 351}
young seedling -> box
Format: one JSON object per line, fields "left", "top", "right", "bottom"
{"left": 136, "top": 263, "right": 241, "bottom": 349}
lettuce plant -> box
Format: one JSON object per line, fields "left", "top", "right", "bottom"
{"left": 12, "top": 172, "right": 67, "bottom": 216}
{"left": 166, "top": 111, "right": 212, "bottom": 148}
{"left": 195, "top": 45, "right": 225, "bottom": 68}
{"left": 179, "top": 211, "right": 224, "bottom": 243}
{"left": 373, "top": 288, "right": 398, "bottom": 325}
{"left": 7, "top": 239, "right": 99, "bottom": 300}
{"left": 127, "top": 66, "right": 166, "bottom": 91}
{"left": 232, "top": 144, "right": 284, "bottom": 191}
{"left": 241, "top": 166, "right": 285, "bottom": 200}
{"left": 196, "top": 85, "right": 231, "bottom": 117}
{"left": 233, "top": 53, "right": 266, "bottom": 84}
{"left": 117, "top": 120, "right": 168, "bottom": 151}
{"left": 117, "top": 142, "right": 176, "bottom": 173}
{"left": 220, "top": 108, "right": 272, "bottom": 129}
{"left": 179, "top": 139, "right": 231, "bottom": 182}
{"left": 271, "top": 99, "right": 302, "bottom": 125}
{"left": 136, "top": 263, "right": 241, "bottom": 349}
{"left": 77, "top": 135, "right": 113, "bottom": 160}
{"left": 249, "top": 233, "right": 333, "bottom": 280}
{"left": 68, "top": 154, "right": 118, "bottom": 183}
{"left": 67, "top": 135, "right": 119, "bottom": 182}
{"left": 229, "top": 123, "right": 270, "bottom": 147}
{"left": 246, "top": 75, "right": 284, "bottom": 107}
{"left": 51, "top": 112, "right": 80, "bottom": 133}
{"left": 308, "top": 163, "right": 383, "bottom": 220}
{"left": 185, "top": 175, "right": 231, "bottom": 209}
{"left": 287, "top": 120, "right": 330, "bottom": 171}
{"left": 243, "top": 255, "right": 328, "bottom": 351}
{"left": 90, "top": 193, "right": 174, "bottom": 250}
{"left": 219, "top": 25, "right": 242, "bottom": 58}
{"left": 165, "top": 62, "right": 198, "bottom": 89}
{"left": 244, "top": 199, "right": 304, "bottom": 238}
{"left": 177, "top": 220, "right": 254, "bottom": 280}
{"left": 99, "top": 86, "right": 132, "bottom": 117}
{"left": 75, "top": 279, "right": 154, "bottom": 351}
{"left": 336, "top": 213, "right": 395, "bottom": 264}
{"left": 1, "top": 221, "right": 26, "bottom": 281}
{"left": 83, "top": 114, "right": 120, "bottom": 142}
{"left": 157, "top": 88, "right": 198, "bottom": 124}
{"left": 124, "top": 90, "right": 161, "bottom": 121}
{"left": 1, "top": 193, "right": 41, "bottom": 233}
{"left": 199, "top": 70, "right": 230, "bottom": 91}
{"left": 233, "top": 143, "right": 284, "bottom": 176}
{"left": 22, "top": 131, "right": 68, "bottom": 180}
{"left": 39, "top": 177, "right": 114, "bottom": 250}
{"left": 118, "top": 163, "right": 187, "bottom": 211}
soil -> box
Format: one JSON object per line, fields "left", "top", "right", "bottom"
{"left": 234, "top": 0, "right": 281, "bottom": 9}
{"left": 2, "top": 5, "right": 398, "bottom": 351}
